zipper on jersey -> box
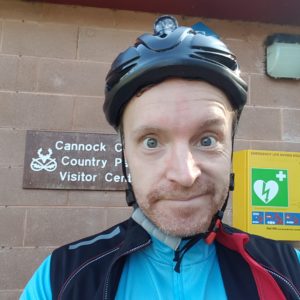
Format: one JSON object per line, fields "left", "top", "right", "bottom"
{"left": 264, "top": 265, "right": 300, "bottom": 299}
{"left": 103, "top": 239, "right": 151, "bottom": 300}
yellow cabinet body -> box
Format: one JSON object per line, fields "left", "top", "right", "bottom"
{"left": 233, "top": 150, "right": 300, "bottom": 241}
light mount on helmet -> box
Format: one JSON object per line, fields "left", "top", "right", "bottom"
{"left": 153, "top": 15, "right": 178, "bottom": 37}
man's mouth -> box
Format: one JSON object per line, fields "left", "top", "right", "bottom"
{"left": 162, "top": 193, "right": 209, "bottom": 202}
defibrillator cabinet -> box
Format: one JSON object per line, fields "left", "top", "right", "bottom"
{"left": 232, "top": 150, "right": 300, "bottom": 241}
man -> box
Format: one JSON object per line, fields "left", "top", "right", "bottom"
{"left": 21, "top": 15, "right": 300, "bottom": 299}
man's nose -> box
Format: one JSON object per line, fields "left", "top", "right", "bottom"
{"left": 165, "top": 144, "right": 201, "bottom": 187}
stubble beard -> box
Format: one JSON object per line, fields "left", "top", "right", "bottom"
{"left": 136, "top": 180, "right": 229, "bottom": 238}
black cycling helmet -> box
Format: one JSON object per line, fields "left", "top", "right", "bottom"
{"left": 104, "top": 15, "right": 247, "bottom": 128}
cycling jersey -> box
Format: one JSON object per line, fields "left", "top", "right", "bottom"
{"left": 21, "top": 213, "right": 300, "bottom": 300}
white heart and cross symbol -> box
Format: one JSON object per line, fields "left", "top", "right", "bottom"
{"left": 253, "top": 180, "right": 279, "bottom": 204}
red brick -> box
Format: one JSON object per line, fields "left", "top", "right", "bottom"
{"left": 282, "top": 109, "right": 300, "bottom": 142}
{"left": 204, "top": 19, "right": 249, "bottom": 40}
{"left": 0, "top": 55, "right": 18, "bottom": 90}
{"left": 0, "top": 92, "right": 15, "bottom": 127}
{"left": 0, "top": 167, "right": 68, "bottom": 206}
{"left": 251, "top": 75, "right": 300, "bottom": 109}
{"left": 68, "top": 190, "right": 126, "bottom": 207}
{"left": 106, "top": 207, "right": 133, "bottom": 228}
{"left": 0, "top": 247, "right": 52, "bottom": 289}
{"left": 38, "top": 59, "right": 110, "bottom": 96}
{"left": 115, "top": 10, "right": 156, "bottom": 31}
{"left": 250, "top": 141, "right": 300, "bottom": 152}
{"left": 0, "top": 129, "right": 26, "bottom": 166}
{"left": 233, "top": 139, "right": 251, "bottom": 151}
{"left": 78, "top": 27, "right": 140, "bottom": 62}
{"left": 2, "top": 20, "right": 78, "bottom": 59}
{"left": 0, "top": 20, "right": 2, "bottom": 49}
{"left": 41, "top": 5, "right": 114, "bottom": 27}
{"left": 236, "top": 106, "right": 281, "bottom": 140}
{"left": 0, "top": 92, "right": 73, "bottom": 130}
{"left": 0, "top": 56, "right": 38, "bottom": 92}
{"left": 0, "top": 1, "right": 115, "bottom": 28}
{"left": 16, "top": 56, "right": 39, "bottom": 92}
{"left": 0, "top": 207, "right": 25, "bottom": 247}
{"left": 0, "top": 291, "right": 22, "bottom": 300}
{"left": 0, "top": 1, "right": 44, "bottom": 22}
{"left": 72, "top": 96, "right": 114, "bottom": 133}
{"left": 205, "top": 19, "right": 300, "bottom": 42}
{"left": 244, "top": 22, "right": 300, "bottom": 42}
{"left": 25, "top": 207, "right": 107, "bottom": 247}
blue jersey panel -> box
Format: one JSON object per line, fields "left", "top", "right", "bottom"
{"left": 20, "top": 255, "right": 52, "bottom": 300}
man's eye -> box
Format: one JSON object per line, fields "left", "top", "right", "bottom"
{"left": 143, "top": 137, "right": 158, "bottom": 148}
{"left": 200, "top": 136, "right": 217, "bottom": 147}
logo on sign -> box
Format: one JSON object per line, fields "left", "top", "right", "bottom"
{"left": 252, "top": 168, "right": 288, "bottom": 207}
{"left": 30, "top": 148, "right": 57, "bottom": 172}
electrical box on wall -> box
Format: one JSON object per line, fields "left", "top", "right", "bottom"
{"left": 232, "top": 150, "right": 300, "bottom": 241}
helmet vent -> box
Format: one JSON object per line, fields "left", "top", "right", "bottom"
{"left": 106, "top": 63, "right": 137, "bottom": 91}
{"left": 191, "top": 51, "right": 237, "bottom": 70}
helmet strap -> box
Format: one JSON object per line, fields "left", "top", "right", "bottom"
{"left": 174, "top": 173, "right": 234, "bottom": 271}
{"left": 205, "top": 172, "right": 234, "bottom": 244}
{"left": 120, "top": 135, "right": 138, "bottom": 207}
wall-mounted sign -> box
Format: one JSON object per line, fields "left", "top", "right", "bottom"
{"left": 23, "top": 130, "right": 129, "bottom": 190}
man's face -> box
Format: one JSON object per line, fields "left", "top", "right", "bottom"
{"left": 123, "top": 78, "right": 234, "bottom": 237}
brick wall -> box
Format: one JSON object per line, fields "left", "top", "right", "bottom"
{"left": 0, "top": 1, "right": 299, "bottom": 298}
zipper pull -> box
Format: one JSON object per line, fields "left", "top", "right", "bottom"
{"left": 173, "top": 249, "right": 181, "bottom": 273}
{"left": 173, "top": 249, "right": 183, "bottom": 273}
